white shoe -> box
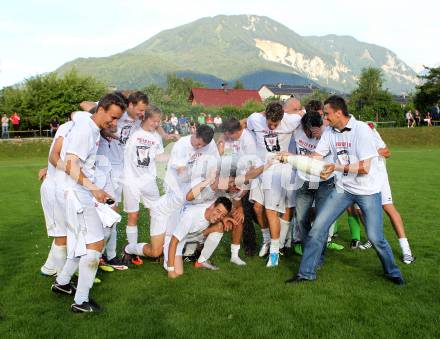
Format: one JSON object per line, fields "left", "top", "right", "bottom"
{"left": 230, "top": 256, "right": 246, "bottom": 266}
{"left": 40, "top": 265, "right": 57, "bottom": 277}
{"left": 359, "top": 240, "right": 372, "bottom": 250}
{"left": 195, "top": 260, "right": 219, "bottom": 270}
{"left": 258, "top": 242, "right": 270, "bottom": 257}
{"left": 266, "top": 253, "right": 279, "bottom": 267}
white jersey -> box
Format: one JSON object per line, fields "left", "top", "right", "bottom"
{"left": 56, "top": 116, "right": 101, "bottom": 200}
{"left": 123, "top": 127, "right": 164, "bottom": 183}
{"left": 294, "top": 125, "right": 333, "bottom": 182}
{"left": 168, "top": 204, "right": 210, "bottom": 241}
{"left": 165, "top": 135, "right": 220, "bottom": 194}
{"left": 107, "top": 112, "right": 141, "bottom": 166}
{"left": 95, "top": 136, "right": 112, "bottom": 189}
{"left": 246, "top": 112, "right": 301, "bottom": 162}
{"left": 315, "top": 116, "right": 380, "bottom": 195}
{"left": 188, "top": 183, "right": 242, "bottom": 206}
{"left": 47, "top": 121, "right": 74, "bottom": 179}
{"left": 223, "top": 128, "right": 262, "bottom": 170}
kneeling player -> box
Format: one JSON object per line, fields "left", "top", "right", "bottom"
{"left": 164, "top": 197, "right": 232, "bottom": 278}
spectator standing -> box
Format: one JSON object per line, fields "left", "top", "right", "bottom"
{"left": 424, "top": 112, "right": 432, "bottom": 127}
{"left": 178, "top": 114, "right": 188, "bottom": 135}
{"left": 405, "top": 111, "right": 414, "bottom": 128}
{"left": 197, "top": 112, "right": 206, "bottom": 125}
{"left": 170, "top": 113, "right": 178, "bottom": 130}
{"left": 214, "top": 114, "right": 223, "bottom": 129}
{"left": 206, "top": 113, "right": 215, "bottom": 129}
{"left": 188, "top": 117, "right": 196, "bottom": 135}
{"left": 50, "top": 117, "right": 60, "bottom": 137}
{"left": 2, "top": 113, "right": 9, "bottom": 139}
{"left": 414, "top": 110, "right": 421, "bottom": 127}
{"left": 10, "top": 112, "right": 21, "bottom": 136}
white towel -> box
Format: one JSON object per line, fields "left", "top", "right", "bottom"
{"left": 94, "top": 199, "right": 121, "bottom": 228}
{"left": 65, "top": 189, "right": 87, "bottom": 258}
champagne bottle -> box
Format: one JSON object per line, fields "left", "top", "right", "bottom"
{"left": 283, "top": 155, "right": 325, "bottom": 176}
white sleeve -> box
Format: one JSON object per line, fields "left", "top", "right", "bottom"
{"left": 356, "top": 124, "right": 379, "bottom": 161}
{"left": 284, "top": 113, "right": 302, "bottom": 132}
{"left": 246, "top": 113, "right": 257, "bottom": 132}
{"left": 314, "top": 129, "right": 331, "bottom": 157}
{"left": 65, "top": 124, "right": 92, "bottom": 161}
{"left": 168, "top": 140, "right": 187, "bottom": 168}
{"left": 156, "top": 137, "right": 164, "bottom": 155}
{"left": 172, "top": 209, "right": 194, "bottom": 241}
{"left": 373, "top": 130, "right": 386, "bottom": 149}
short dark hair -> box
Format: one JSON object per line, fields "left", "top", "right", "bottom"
{"left": 97, "top": 93, "right": 127, "bottom": 112}
{"left": 128, "top": 91, "right": 149, "bottom": 106}
{"left": 265, "top": 102, "right": 284, "bottom": 121}
{"left": 222, "top": 117, "right": 241, "bottom": 133}
{"left": 113, "top": 91, "right": 129, "bottom": 107}
{"left": 301, "top": 111, "right": 323, "bottom": 134}
{"left": 305, "top": 100, "right": 323, "bottom": 113}
{"left": 214, "top": 196, "right": 232, "bottom": 213}
{"left": 196, "top": 124, "right": 214, "bottom": 144}
{"left": 324, "top": 95, "right": 348, "bottom": 116}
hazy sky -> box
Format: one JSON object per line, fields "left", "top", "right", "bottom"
{"left": 1, "top": 0, "right": 438, "bottom": 88}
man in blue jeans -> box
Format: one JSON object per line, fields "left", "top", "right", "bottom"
{"left": 284, "top": 95, "right": 404, "bottom": 285}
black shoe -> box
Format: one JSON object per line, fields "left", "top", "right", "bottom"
{"left": 285, "top": 276, "right": 311, "bottom": 284}
{"left": 51, "top": 282, "right": 76, "bottom": 296}
{"left": 71, "top": 299, "right": 102, "bottom": 313}
{"left": 121, "top": 245, "right": 133, "bottom": 266}
{"left": 389, "top": 276, "right": 405, "bottom": 285}
{"left": 351, "top": 240, "right": 361, "bottom": 249}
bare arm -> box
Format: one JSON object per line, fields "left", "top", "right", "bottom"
{"left": 79, "top": 101, "right": 97, "bottom": 112}
{"left": 167, "top": 236, "right": 180, "bottom": 278}
{"left": 320, "top": 158, "right": 372, "bottom": 180}
{"left": 378, "top": 147, "right": 390, "bottom": 158}
{"left": 49, "top": 137, "right": 65, "bottom": 168}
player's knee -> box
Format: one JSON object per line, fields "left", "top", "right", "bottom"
{"left": 253, "top": 203, "right": 263, "bottom": 215}
{"left": 151, "top": 246, "right": 163, "bottom": 257}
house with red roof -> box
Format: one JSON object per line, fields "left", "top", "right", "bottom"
{"left": 189, "top": 88, "right": 262, "bottom": 107}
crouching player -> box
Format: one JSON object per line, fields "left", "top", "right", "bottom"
{"left": 164, "top": 197, "right": 232, "bottom": 278}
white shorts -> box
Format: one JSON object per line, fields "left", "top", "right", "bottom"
{"left": 380, "top": 175, "right": 393, "bottom": 205}
{"left": 123, "top": 181, "right": 160, "bottom": 213}
{"left": 110, "top": 165, "right": 123, "bottom": 203}
{"left": 149, "top": 190, "right": 185, "bottom": 236}
{"left": 249, "top": 164, "right": 294, "bottom": 214}
{"left": 40, "top": 178, "right": 58, "bottom": 236}
{"left": 52, "top": 189, "right": 68, "bottom": 237}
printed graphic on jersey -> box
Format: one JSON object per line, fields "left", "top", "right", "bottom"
{"left": 264, "top": 132, "right": 280, "bottom": 152}
{"left": 297, "top": 146, "right": 312, "bottom": 156}
{"left": 136, "top": 145, "right": 150, "bottom": 167}
{"left": 119, "top": 125, "right": 132, "bottom": 145}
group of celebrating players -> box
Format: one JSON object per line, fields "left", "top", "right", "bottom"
{"left": 38, "top": 90, "right": 414, "bottom": 313}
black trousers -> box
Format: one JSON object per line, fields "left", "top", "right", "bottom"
{"left": 241, "top": 192, "right": 257, "bottom": 252}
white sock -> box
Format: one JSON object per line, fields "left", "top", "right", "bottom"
{"left": 262, "top": 228, "right": 270, "bottom": 244}
{"left": 231, "top": 244, "right": 240, "bottom": 258}
{"left": 125, "top": 243, "right": 146, "bottom": 256}
{"left": 105, "top": 225, "right": 118, "bottom": 260}
{"left": 74, "top": 249, "right": 100, "bottom": 305}
{"left": 41, "top": 241, "right": 57, "bottom": 273}
{"left": 198, "top": 232, "right": 223, "bottom": 263}
{"left": 126, "top": 225, "right": 138, "bottom": 245}
{"left": 279, "top": 219, "right": 290, "bottom": 249}
{"left": 56, "top": 258, "right": 80, "bottom": 285}
{"left": 270, "top": 238, "right": 280, "bottom": 255}
{"left": 52, "top": 244, "right": 67, "bottom": 274}
{"left": 398, "top": 237, "right": 412, "bottom": 256}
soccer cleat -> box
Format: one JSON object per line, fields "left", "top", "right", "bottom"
{"left": 51, "top": 282, "right": 76, "bottom": 296}
{"left": 99, "top": 258, "right": 115, "bottom": 272}
{"left": 195, "top": 260, "right": 219, "bottom": 270}
{"left": 40, "top": 266, "right": 57, "bottom": 277}
{"left": 401, "top": 254, "right": 416, "bottom": 265}
{"left": 106, "top": 257, "right": 129, "bottom": 270}
{"left": 94, "top": 277, "right": 101, "bottom": 284}
{"left": 351, "top": 240, "right": 361, "bottom": 249}
{"left": 131, "top": 255, "right": 143, "bottom": 266}
{"left": 327, "top": 242, "right": 344, "bottom": 251}
{"left": 266, "top": 253, "right": 279, "bottom": 267}
{"left": 71, "top": 299, "right": 102, "bottom": 313}
{"left": 258, "top": 242, "right": 270, "bottom": 257}
{"left": 389, "top": 276, "right": 405, "bottom": 285}
{"left": 293, "top": 243, "right": 303, "bottom": 256}
{"left": 230, "top": 256, "right": 247, "bottom": 266}
{"left": 359, "top": 240, "right": 372, "bottom": 250}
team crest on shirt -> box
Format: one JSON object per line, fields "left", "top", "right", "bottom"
{"left": 136, "top": 145, "right": 151, "bottom": 167}
{"left": 264, "top": 132, "right": 280, "bottom": 152}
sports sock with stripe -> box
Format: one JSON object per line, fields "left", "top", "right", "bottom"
{"left": 74, "top": 249, "right": 100, "bottom": 305}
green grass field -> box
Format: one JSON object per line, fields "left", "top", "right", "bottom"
{"left": 0, "top": 134, "right": 439, "bottom": 338}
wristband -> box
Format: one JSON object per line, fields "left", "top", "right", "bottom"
{"left": 166, "top": 266, "right": 175, "bottom": 272}
{"left": 343, "top": 165, "right": 349, "bottom": 176}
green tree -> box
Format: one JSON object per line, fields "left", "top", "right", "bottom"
{"left": 414, "top": 66, "right": 440, "bottom": 111}
{"left": 349, "top": 67, "right": 402, "bottom": 122}
{"left": 233, "top": 80, "right": 245, "bottom": 89}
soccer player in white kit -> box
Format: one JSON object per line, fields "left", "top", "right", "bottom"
{"left": 51, "top": 93, "right": 126, "bottom": 312}
{"left": 357, "top": 122, "right": 415, "bottom": 264}
{"left": 246, "top": 102, "right": 302, "bottom": 267}
{"left": 39, "top": 121, "right": 74, "bottom": 276}
{"left": 164, "top": 197, "right": 232, "bottom": 279}
{"left": 122, "top": 106, "right": 170, "bottom": 261}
